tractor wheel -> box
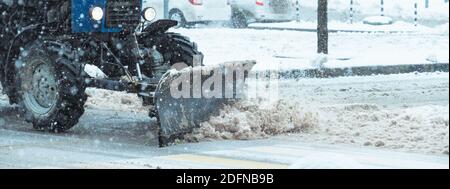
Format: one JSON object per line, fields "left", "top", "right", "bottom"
{"left": 145, "top": 32, "right": 203, "bottom": 68}
{"left": 164, "top": 32, "right": 203, "bottom": 66}
{"left": 231, "top": 9, "right": 248, "bottom": 28}
{"left": 16, "top": 41, "right": 87, "bottom": 132}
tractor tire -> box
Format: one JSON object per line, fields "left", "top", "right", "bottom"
{"left": 164, "top": 32, "right": 203, "bottom": 66}
{"left": 231, "top": 9, "right": 248, "bottom": 28}
{"left": 146, "top": 32, "right": 203, "bottom": 67}
{"left": 16, "top": 40, "right": 87, "bottom": 133}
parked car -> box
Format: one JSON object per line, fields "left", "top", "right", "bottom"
{"left": 229, "top": 0, "right": 296, "bottom": 28}
{"left": 165, "top": 0, "right": 232, "bottom": 28}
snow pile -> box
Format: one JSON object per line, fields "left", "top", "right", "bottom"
{"left": 363, "top": 16, "right": 394, "bottom": 25}
{"left": 184, "top": 99, "right": 319, "bottom": 142}
{"left": 84, "top": 89, "right": 147, "bottom": 112}
{"left": 310, "top": 104, "right": 449, "bottom": 155}
{"left": 310, "top": 54, "right": 329, "bottom": 68}
{"left": 185, "top": 96, "right": 449, "bottom": 155}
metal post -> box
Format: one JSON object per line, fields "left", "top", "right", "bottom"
{"left": 318, "top": 0, "right": 328, "bottom": 54}
{"left": 296, "top": 0, "right": 300, "bottom": 22}
{"left": 414, "top": 2, "right": 418, "bottom": 26}
{"left": 164, "top": 0, "right": 169, "bottom": 19}
{"left": 380, "top": 0, "right": 385, "bottom": 16}
{"left": 349, "top": 0, "right": 354, "bottom": 24}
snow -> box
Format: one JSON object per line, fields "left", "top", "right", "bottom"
{"left": 299, "top": 0, "right": 449, "bottom": 24}
{"left": 0, "top": 69, "right": 448, "bottom": 157}
{"left": 187, "top": 101, "right": 449, "bottom": 155}
{"left": 172, "top": 28, "right": 449, "bottom": 71}
{"left": 84, "top": 64, "right": 107, "bottom": 79}
{"left": 184, "top": 99, "right": 318, "bottom": 142}
{"left": 0, "top": 1, "right": 448, "bottom": 169}
{"left": 84, "top": 89, "right": 147, "bottom": 113}
{"left": 239, "top": 0, "right": 448, "bottom": 33}
{"left": 362, "top": 16, "right": 394, "bottom": 25}
{"left": 185, "top": 72, "right": 449, "bottom": 155}
{"left": 250, "top": 20, "right": 439, "bottom": 33}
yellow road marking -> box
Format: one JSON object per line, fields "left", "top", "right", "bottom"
{"left": 161, "top": 154, "right": 289, "bottom": 169}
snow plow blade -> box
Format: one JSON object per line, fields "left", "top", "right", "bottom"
{"left": 155, "top": 61, "right": 257, "bottom": 147}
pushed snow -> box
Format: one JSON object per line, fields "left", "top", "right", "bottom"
{"left": 183, "top": 73, "right": 449, "bottom": 155}
{"left": 184, "top": 99, "right": 319, "bottom": 142}
{"left": 185, "top": 98, "right": 449, "bottom": 155}
{"left": 84, "top": 88, "right": 147, "bottom": 112}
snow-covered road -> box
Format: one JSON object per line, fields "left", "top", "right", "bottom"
{"left": 0, "top": 72, "right": 448, "bottom": 169}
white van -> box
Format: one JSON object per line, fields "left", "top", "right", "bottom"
{"left": 167, "top": 0, "right": 232, "bottom": 28}
{"left": 229, "top": 0, "right": 296, "bottom": 28}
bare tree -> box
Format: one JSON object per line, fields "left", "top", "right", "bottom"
{"left": 317, "top": 0, "right": 328, "bottom": 54}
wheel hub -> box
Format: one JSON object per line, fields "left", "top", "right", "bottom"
{"left": 24, "top": 62, "right": 58, "bottom": 114}
{"left": 32, "top": 63, "right": 57, "bottom": 108}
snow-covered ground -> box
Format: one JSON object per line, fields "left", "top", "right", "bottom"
{"left": 185, "top": 72, "right": 449, "bottom": 155}
{"left": 0, "top": 72, "right": 448, "bottom": 168}
{"left": 2, "top": 27, "right": 448, "bottom": 157}
{"left": 297, "top": 0, "right": 449, "bottom": 25}
{"left": 0, "top": 0, "right": 448, "bottom": 167}
{"left": 172, "top": 28, "right": 449, "bottom": 71}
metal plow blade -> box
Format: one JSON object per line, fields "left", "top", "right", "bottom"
{"left": 155, "top": 61, "right": 256, "bottom": 147}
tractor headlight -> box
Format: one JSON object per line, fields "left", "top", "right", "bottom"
{"left": 89, "top": 6, "right": 104, "bottom": 21}
{"left": 143, "top": 7, "right": 157, "bottom": 21}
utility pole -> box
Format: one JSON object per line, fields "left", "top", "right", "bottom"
{"left": 317, "top": 0, "right": 328, "bottom": 54}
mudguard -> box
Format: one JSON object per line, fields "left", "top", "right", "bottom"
{"left": 143, "top": 19, "right": 178, "bottom": 35}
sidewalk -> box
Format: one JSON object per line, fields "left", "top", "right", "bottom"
{"left": 248, "top": 21, "right": 445, "bottom": 34}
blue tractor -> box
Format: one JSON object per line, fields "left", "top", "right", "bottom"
{"left": 0, "top": 0, "right": 223, "bottom": 146}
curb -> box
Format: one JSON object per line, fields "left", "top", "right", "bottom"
{"left": 248, "top": 26, "right": 418, "bottom": 34}
{"left": 258, "top": 63, "right": 449, "bottom": 79}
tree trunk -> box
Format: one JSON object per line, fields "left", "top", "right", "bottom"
{"left": 317, "top": 0, "right": 328, "bottom": 54}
